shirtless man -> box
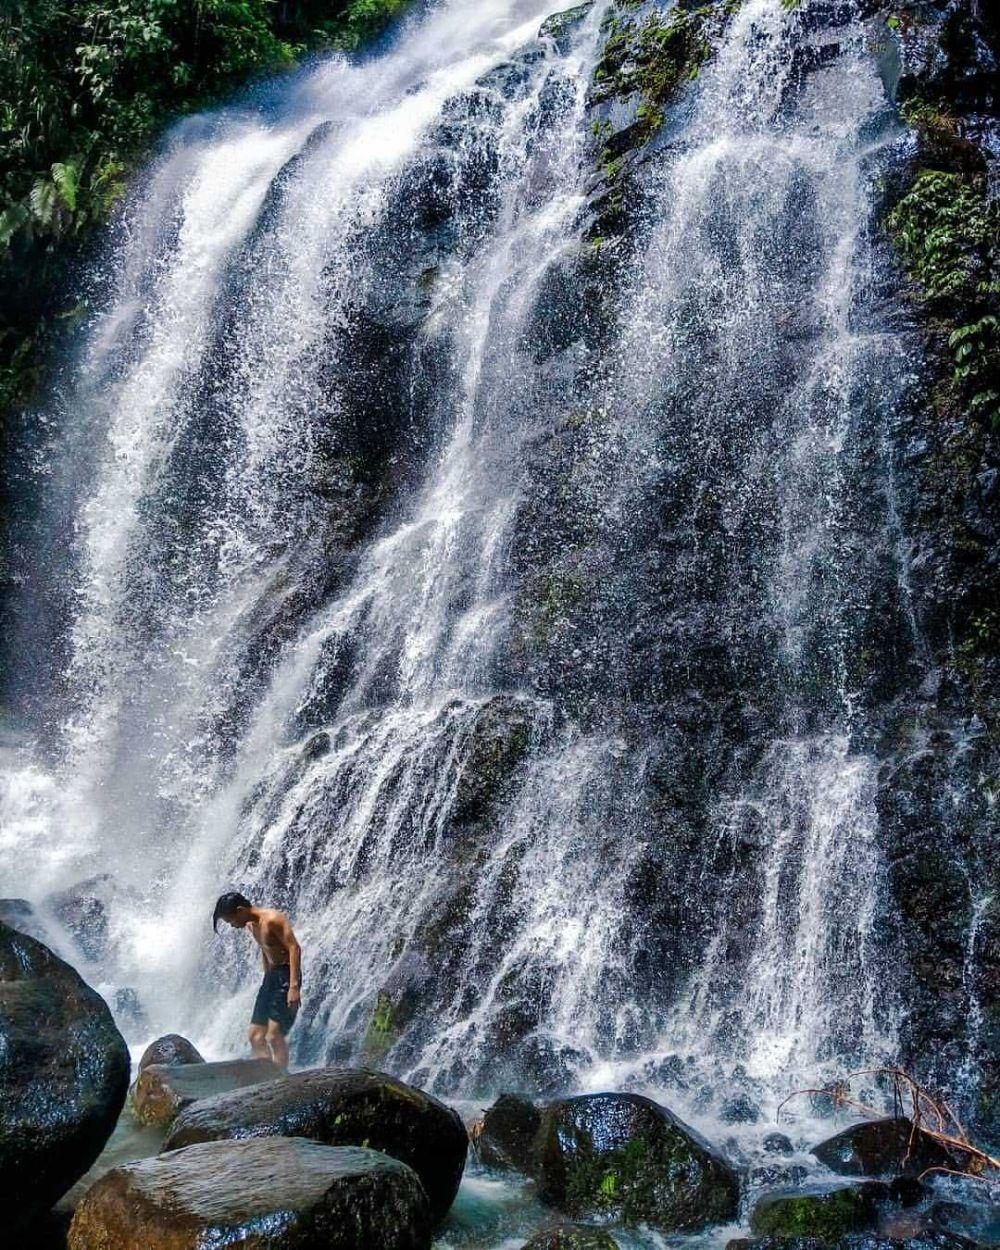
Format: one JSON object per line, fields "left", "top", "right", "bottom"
{"left": 212, "top": 891, "right": 302, "bottom": 1068}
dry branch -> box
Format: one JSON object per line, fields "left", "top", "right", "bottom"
{"left": 778, "top": 1067, "right": 999, "bottom": 1182}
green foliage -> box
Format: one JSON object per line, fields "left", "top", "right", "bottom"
{"left": 888, "top": 105, "right": 1000, "bottom": 430}
{"left": 0, "top": 0, "right": 412, "bottom": 439}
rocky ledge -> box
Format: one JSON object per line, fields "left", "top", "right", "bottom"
{"left": 68, "top": 1137, "right": 432, "bottom": 1250}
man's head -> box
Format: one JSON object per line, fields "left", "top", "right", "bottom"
{"left": 213, "top": 891, "right": 254, "bottom": 932}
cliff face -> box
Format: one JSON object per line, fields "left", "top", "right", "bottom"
{"left": 0, "top": 0, "right": 996, "bottom": 1129}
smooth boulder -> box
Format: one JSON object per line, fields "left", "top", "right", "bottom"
{"left": 749, "top": 1185, "right": 878, "bottom": 1238}
{"left": 535, "top": 1092, "right": 739, "bottom": 1230}
{"left": 478, "top": 1092, "right": 542, "bottom": 1172}
{"left": 0, "top": 921, "right": 130, "bottom": 1231}
{"left": 164, "top": 1066, "right": 467, "bottom": 1223}
{"left": 812, "top": 1117, "right": 958, "bottom": 1177}
{"left": 136, "top": 1033, "right": 205, "bottom": 1073}
{"left": 69, "top": 1137, "right": 432, "bottom": 1250}
{"left": 131, "top": 1057, "right": 281, "bottom": 1127}
{"left": 522, "top": 1226, "right": 619, "bottom": 1249}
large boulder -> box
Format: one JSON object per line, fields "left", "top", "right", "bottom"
{"left": 478, "top": 1092, "right": 542, "bottom": 1172}
{"left": 163, "top": 1067, "right": 468, "bottom": 1223}
{"left": 749, "top": 1185, "right": 879, "bottom": 1238}
{"left": 68, "top": 1137, "right": 432, "bottom": 1250}
{"left": 136, "top": 1034, "right": 205, "bottom": 1074}
{"left": 534, "top": 1092, "right": 739, "bottom": 1230}
{"left": 131, "top": 1057, "right": 281, "bottom": 1128}
{"left": 522, "top": 1226, "right": 619, "bottom": 1249}
{"left": 811, "top": 1118, "right": 958, "bottom": 1177}
{"left": 0, "top": 921, "right": 130, "bottom": 1232}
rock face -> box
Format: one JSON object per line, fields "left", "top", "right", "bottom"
{"left": 522, "top": 1225, "right": 619, "bottom": 1250}
{"left": 163, "top": 1067, "right": 467, "bottom": 1223}
{"left": 0, "top": 921, "right": 130, "bottom": 1232}
{"left": 0, "top": 897, "right": 51, "bottom": 942}
{"left": 478, "top": 1092, "right": 542, "bottom": 1173}
{"left": 68, "top": 1137, "right": 432, "bottom": 1250}
{"left": 749, "top": 1185, "right": 878, "bottom": 1239}
{"left": 136, "top": 1033, "right": 205, "bottom": 1074}
{"left": 534, "top": 1093, "right": 738, "bottom": 1231}
{"left": 811, "top": 1118, "right": 957, "bottom": 1177}
{"left": 131, "top": 1057, "right": 280, "bottom": 1128}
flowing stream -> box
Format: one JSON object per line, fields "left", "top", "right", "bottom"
{"left": 0, "top": 0, "right": 991, "bottom": 1203}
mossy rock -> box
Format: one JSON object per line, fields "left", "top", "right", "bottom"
{"left": 749, "top": 1185, "right": 878, "bottom": 1239}
{"left": 540, "top": 4, "right": 595, "bottom": 53}
{"left": 522, "top": 1224, "right": 619, "bottom": 1249}
{"left": 536, "top": 1092, "right": 739, "bottom": 1231}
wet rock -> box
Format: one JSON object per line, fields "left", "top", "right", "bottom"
{"left": 163, "top": 1067, "right": 467, "bottom": 1224}
{"left": 478, "top": 1093, "right": 542, "bottom": 1172}
{"left": 522, "top": 1224, "right": 619, "bottom": 1249}
{"left": 0, "top": 921, "right": 130, "bottom": 1233}
{"left": 535, "top": 1092, "right": 739, "bottom": 1231}
{"left": 749, "top": 1163, "right": 809, "bottom": 1188}
{"left": 131, "top": 1057, "right": 280, "bottom": 1128}
{"left": 749, "top": 1184, "right": 878, "bottom": 1238}
{"left": 112, "top": 987, "right": 147, "bottom": 1031}
{"left": 361, "top": 952, "right": 433, "bottom": 1063}
{"left": 720, "top": 1092, "right": 761, "bottom": 1124}
{"left": 0, "top": 896, "right": 50, "bottom": 942}
{"left": 46, "top": 874, "right": 125, "bottom": 963}
{"left": 450, "top": 695, "right": 535, "bottom": 827}
{"left": 539, "top": 4, "right": 594, "bottom": 55}
{"left": 136, "top": 1034, "right": 205, "bottom": 1074}
{"left": 727, "top": 1234, "right": 980, "bottom": 1250}
{"left": 68, "top": 1137, "right": 432, "bottom": 1250}
{"left": 763, "top": 1133, "right": 795, "bottom": 1155}
{"left": 811, "top": 1117, "right": 958, "bottom": 1177}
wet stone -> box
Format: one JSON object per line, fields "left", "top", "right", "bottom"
{"left": 163, "top": 1066, "right": 467, "bottom": 1224}
{"left": 811, "top": 1117, "right": 959, "bottom": 1177}
{"left": 137, "top": 1033, "right": 205, "bottom": 1073}
{"left": 0, "top": 922, "right": 130, "bottom": 1234}
{"left": 131, "top": 1057, "right": 281, "bottom": 1128}
{"left": 478, "top": 1092, "right": 543, "bottom": 1173}
{"left": 749, "top": 1184, "right": 879, "bottom": 1239}
{"left": 68, "top": 1137, "right": 432, "bottom": 1250}
{"left": 763, "top": 1133, "right": 795, "bottom": 1155}
{"left": 535, "top": 1092, "right": 739, "bottom": 1231}
{"left": 522, "top": 1223, "right": 619, "bottom": 1249}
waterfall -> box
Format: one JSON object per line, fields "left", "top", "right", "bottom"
{"left": 0, "top": 0, "right": 987, "bottom": 1120}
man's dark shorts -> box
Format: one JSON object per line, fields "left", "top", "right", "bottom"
{"left": 251, "top": 964, "right": 299, "bottom": 1035}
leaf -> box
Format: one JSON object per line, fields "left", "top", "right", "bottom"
{"left": 29, "top": 178, "right": 61, "bottom": 229}
{"left": 0, "top": 203, "right": 31, "bottom": 248}
{"left": 51, "top": 159, "right": 80, "bottom": 212}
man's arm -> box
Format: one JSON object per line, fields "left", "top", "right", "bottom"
{"left": 282, "top": 917, "right": 301, "bottom": 1006}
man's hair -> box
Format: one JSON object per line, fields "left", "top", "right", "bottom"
{"left": 213, "top": 891, "right": 252, "bottom": 932}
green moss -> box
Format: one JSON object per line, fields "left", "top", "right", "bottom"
{"left": 749, "top": 1187, "right": 876, "bottom": 1238}
{"left": 589, "top": 0, "right": 738, "bottom": 226}
{"left": 887, "top": 100, "right": 1000, "bottom": 431}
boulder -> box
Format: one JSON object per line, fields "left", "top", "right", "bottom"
{"left": 68, "top": 1137, "right": 432, "bottom": 1250}
{"left": 131, "top": 1057, "right": 280, "bottom": 1128}
{"left": 0, "top": 897, "right": 51, "bottom": 942}
{"left": 749, "top": 1185, "right": 878, "bottom": 1238}
{"left": 163, "top": 1067, "right": 467, "bottom": 1224}
{"left": 811, "top": 1117, "right": 958, "bottom": 1177}
{"left": 46, "top": 874, "right": 124, "bottom": 963}
{"left": 136, "top": 1034, "right": 205, "bottom": 1074}
{"left": 727, "top": 1235, "right": 979, "bottom": 1250}
{"left": 522, "top": 1225, "right": 619, "bottom": 1249}
{"left": 478, "top": 1092, "right": 542, "bottom": 1173}
{"left": 763, "top": 1133, "right": 795, "bottom": 1155}
{"left": 534, "top": 1092, "right": 739, "bottom": 1231}
{"left": 0, "top": 921, "right": 130, "bottom": 1232}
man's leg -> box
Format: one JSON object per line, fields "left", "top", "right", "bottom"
{"left": 248, "top": 1024, "right": 269, "bottom": 1059}
{"left": 266, "top": 1020, "right": 289, "bottom": 1068}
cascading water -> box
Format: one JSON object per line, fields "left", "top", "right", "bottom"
{"left": 0, "top": 0, "right": 992, "bottom": 1158}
